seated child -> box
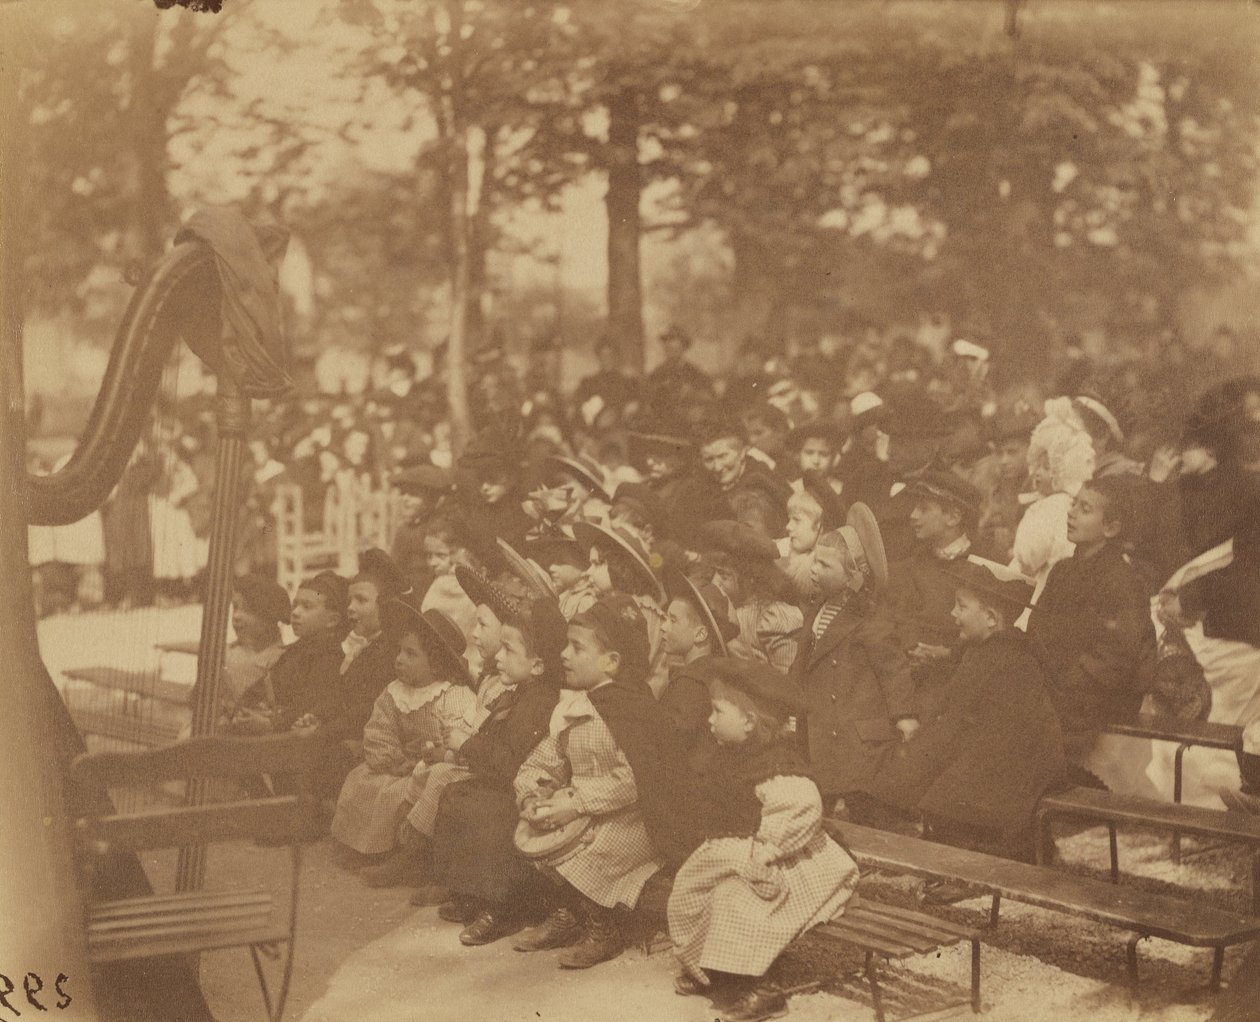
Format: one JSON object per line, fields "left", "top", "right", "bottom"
{"left": 776, "top": 475, "right": 841, "bottom": 603}
{"left": 525, "top": 535, "right": 589, "bottom": 621}
{"left": 793, "top": 505, "right": 916, "bottom": 816}
{"left": 866, "top": 558, "right": 1066, "bottom": 865}
{"left": 511, "top": 595, "right": 690, "bottom": 969}
{"left": 454, "top": 564, "right": 512, "bottom": 712}
{"left": 297, "top": 548, "right": 408, "bottom": 798}
{"left": 1026, "top": 476, "right": 1157, "bottom": 772}
{"left": 668, "top": 657, "right": 859, "bottom": 1021}
{"left": 330, "top": 598, "right": 475, "bottom": 873}
{"left": 429, "top": 596, "right": 568, "bottom": 942}
{"left": 229, "top": 571, "right": 347, "bottom": 735}
{"left": 418, "top": 515, "right": 478, "bottom": 648}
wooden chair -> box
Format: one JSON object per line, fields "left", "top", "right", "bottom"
{"left": 70, "top": 732, "right": 324, "bottom": 1022}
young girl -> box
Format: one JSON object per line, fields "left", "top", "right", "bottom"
{"left": 331, "top": 598, "right": 476, "bottom": 871}
{"left": 668, "top": 657, "right": 859, "bottom": 1021}
{"left": 571, "top": 520, "right": 669, "bottom": 695}
{"left": 418, "top": 515, "right": 478, "bottom": 651}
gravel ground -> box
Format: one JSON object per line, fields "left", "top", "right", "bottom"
{"left": 38, "top": 606, "right": 1256, "bottom": 1021}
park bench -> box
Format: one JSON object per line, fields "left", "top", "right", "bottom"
{"left": 636, "top": 874, "right": 981, "bottom": 1022}
{"left": 63, "top": 665, "right": 192, "bottom": 706}
{"left": 824, "top": 819, "right": 1260, "bottom": 992}
{"left": 1035, "top": 785, "right": 1260, "bottom": 912}
{"left": 1103, "top": 713, "right": 1244, "bottom": 862}
{"left": 61, "top": 665, "right": 191, "bottom": 748}
{"left": 71, "top": 732, "right": 323, "bottom": 1022}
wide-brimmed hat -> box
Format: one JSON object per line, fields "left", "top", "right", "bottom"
{"left": 496, "top": 537, "right": 558, "bottom": 600}
{"left": 941, "top": 556, "right": 1034, "bottom": 618}
{"left": 455, "top": 563, "right": 522, "bottom": 625}
{"left": 695, "top": 519, "right": 780, "bottom": 564}
{"left": 692, "top": 655, "right": 806, "bottom": 716}
{"left": 233, "top": 574, "right": 291, "bottom": 625}
{"left": 571, "top": 519, "right": 666, "bottom": 604}
{"left": 831, "top": 502, "right": 889, "bottom": 590}
{"left": 356, "top": 548, "right": 409, "bottom": 600}
{"left": 543, "top": 454, "right": 610, "bottom": 502}
{"left": 800, "top": 471, "right": 846, "bottom": 533}
{"left": 664, "top": 565, "right": 739, "bottom": 656}
{"left": 381, "top": 596, "right": 470, "bottom": 684}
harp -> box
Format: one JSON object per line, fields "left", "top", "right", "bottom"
{"left": 2, "top": 205, "right": 290, "bottom": 1020}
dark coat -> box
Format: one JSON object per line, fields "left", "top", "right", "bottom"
{"left": 431, "top": 678, "right": 560, "bottom": 906}
{"left": 1026, "top": 543, "right": 1156, "bottom": 738}
{"left": 1180, "top": 470, "right": 1260, "bottom": 649}
{"left": 246, "top": 630, "right": 345, "bottom": 731}
{"left": 313, "top": 635, "right": 399, "bottom": 742}
{"left": 659, "top": 658, "right": 718, "bottom": 754}
{"left": 866, "top": 630, "right": 1067, "bottom": 838}
{"left": 792, "top": 601, "right": 916, "bottom": 797}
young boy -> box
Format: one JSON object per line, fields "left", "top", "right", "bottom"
{"left": 794, "top": 506, "right": 916, "bottom": 816}
{"left": 778, "top": 472, "right": 843, "bottom": 602}
{"left": 429, "top": 596, "right": 568, "bottom": 942}
{"left": 868, "top": 558, "right": 1066, "bottom": 866}
{"left": 418, "top": 516, "right": 478, "bottom": 644}
{"left": 525, "top": 536, "right": 589, "bottom": 621}
{"left": 1026, "top": 476, "right": 1157, "bottom": 770}
{"left": 659, "top": 567, "right": 739, "bottom": 752}
{"left": 511, "top": 596, "right": 692, "bottom": 969}
{"left": 230, "top": 570, "right": 348, "bottom": 735}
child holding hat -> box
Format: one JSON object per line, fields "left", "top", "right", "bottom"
{"left": 867, "top": 557, "right": 1066, "bottom": 866}
{"left": 331, "top": 597, "right": 476, "bottom": 875}
{"left": 668, "top": 657, "right": 859, "bottom": 1021}
{"left": 794, "top": 503, "right": 916, "bottom": 817}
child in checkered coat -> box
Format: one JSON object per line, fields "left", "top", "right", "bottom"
{"left": 668, "top": 658, "right": 859, "bottom": 1021}
{"left": 330, "top": 598, "right": 476, "bottom": 867}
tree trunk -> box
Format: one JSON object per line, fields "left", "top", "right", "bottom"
{"left": 731, "top": 228, "right": 776, "bottom": 342}
{"left": 0, "top": 16, "right": 98, "bottom": 1015}
{"left": 444, "top": 117, "right": 472, "bottom": 458}
{"left": 605, "top": 82, "right": 644, "bottom": 372}
{"left": 465, "top": 126, "right": 495, "bottom": 356}
{"left": 122, "top": 7, "right": 168, "bottom": 272}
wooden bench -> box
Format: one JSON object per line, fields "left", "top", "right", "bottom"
{"left": 69, "top": 707, "right": 184, "bottom": 748}
{"left": 825, "top": 819, "right": 1260, "bottom": 992}
{"left": 1036, "top": 785, "right": 1260, "bottom": 912}
{"left": 1104, "top": 714, "right": 1243, "bottom": 863}
{"left": 71, "top": 732, "right": 323, "bottom": 1022}
{"left": 636, "top": 875, "right": 981, "bottom": 1021}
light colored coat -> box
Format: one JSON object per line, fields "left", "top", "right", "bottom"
{"left": 668, "top": 775, "right": 859, "bottom": 979}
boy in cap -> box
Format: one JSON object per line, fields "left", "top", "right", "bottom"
{"left": 867, "top": 558, "right": 1066, "bottom": 869}
{"left": 887, "top": 470, "right": 987, "bottom": 687}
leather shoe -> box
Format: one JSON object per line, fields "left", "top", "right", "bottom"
{"left": 512, "top": 906, "right": 583, "bottom": 952}
{"left": 459, "top": 910, "right": 522, "bottom": 946}
{"left": 674, "top": 972, "right": 710, "bottom": 997}
{"left": 721, "top": 984, "right": 788, "bottom": 1022}
{"left": 558, "top": 912, "right": 624, "bottom": 969}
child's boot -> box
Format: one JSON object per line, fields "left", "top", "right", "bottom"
{"left": 512, "top": 905, "right": 583, "bottom": 952}
{"left": 558, "top": 902, "right": 625, "bottom": 969}
{"left": 722, "top": 981, "right": 788, "bottom": 1022}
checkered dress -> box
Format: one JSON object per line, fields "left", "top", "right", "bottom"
{"left": 513, "top": 709, "right": 663, "bottom": 909}
{"left": 667, "top": 774, "right": 859, "bottom": 980}
{"left": 331, "top": 684, "right": 477, "bottom": 854}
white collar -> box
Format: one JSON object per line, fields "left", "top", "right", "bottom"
{"left": 388, "top": 678, "right": 450, "bottom": 713}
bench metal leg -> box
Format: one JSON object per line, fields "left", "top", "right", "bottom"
{"left": 1125, "top": 934, "right": 1144, "bottom": 990}
{"left": 970, "top": 938, "right": 982, "bottom": 1014}
{"left": 1172, "top": 742, "right": 1189, "bottom": 865}
{"left": 1210, "top": 947, "right": 1224, "bottom": 993}
{"left": 989, "top": 893, "right": 1001, "bottom": 928}
{"left": 1035, "top": 810, "right": 1052, "bottom": 866}
{"left": 1252, "top": 852, "right": 1260, "bottom": 916}
{"left": 1108, "top": 824, "right": 1119, "bottom": 884}
{"left": 865, "top": 951, "right": 886, "bottom": 1022}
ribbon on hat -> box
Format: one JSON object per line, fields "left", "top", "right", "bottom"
{"left": 837, "top": 525, "right": 870, "bottom": 591}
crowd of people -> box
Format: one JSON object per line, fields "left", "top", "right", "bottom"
{"left": 177, "top": 322, "right": 1257, "bottom": 1022}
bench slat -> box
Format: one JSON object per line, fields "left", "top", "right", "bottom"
{"left": 818, "top": 914, "right": 943, "bottom": 955}
{"left": 843, "top": 904, "right": 975, "bottom": 945}
{"left": 90, "top": 890, "right": 271, "bottom": 919}
{"left": 827, "top": 820, "right": 1260, "bottom": 949}
{"left": 89, "top": 903, "right": 272, "bottom": 935}
{"left": 84, "top": 796, "right": 311, "bottom": 851}
{"left": 86, "top": 925, "right": 291, "bottom": 964}
{"left": 64, "top": 666, "right": 192, "bottom": 706}
{"left": 69, "top": 708, "right": 183, "bottom": 747}
{"left": 843, "top": 899, "right": 978, "bottom": 941}
{"left": 812, "top": 920, "right": 915, "bottom": 957}
{"left": 1040, "top": 786, "right": 1260, "bottom": 841}
{"left": 1105, "top": 714, "right": 1241, "bottom": 750}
